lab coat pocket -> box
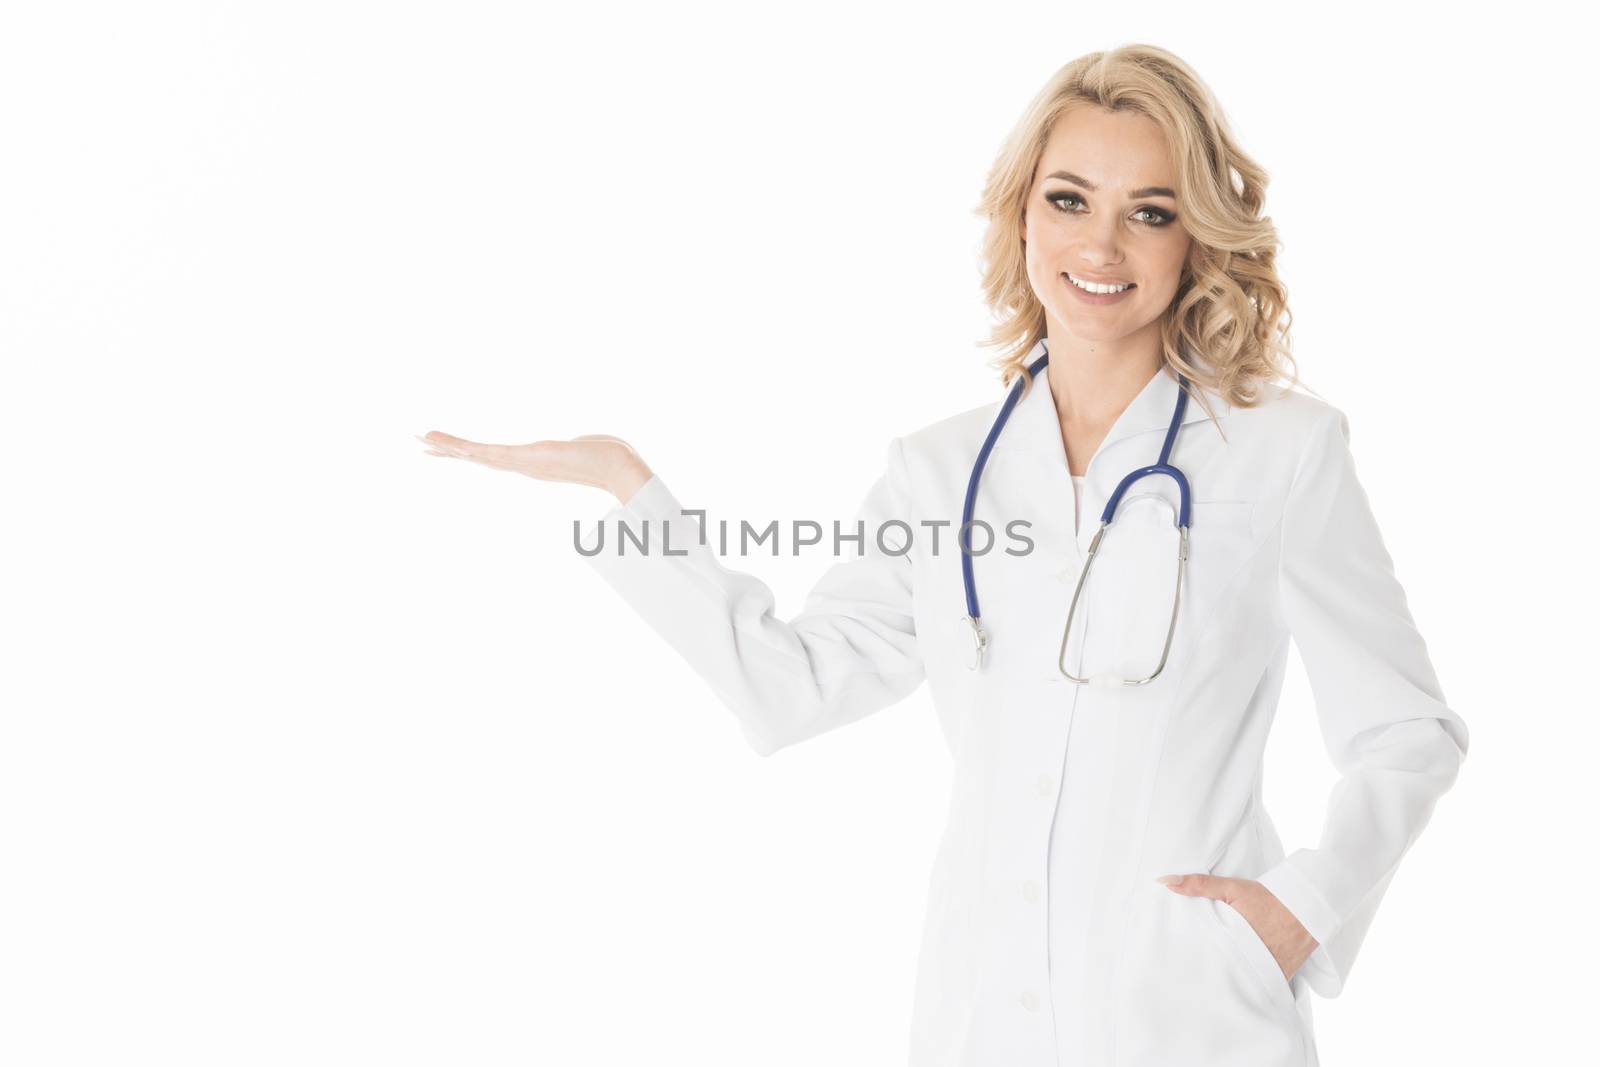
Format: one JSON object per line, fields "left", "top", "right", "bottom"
{"left": 1209, "top": 896, "right": 1298, "bottom": 1016}
{"left": 1076, "top": 493, "right": 1182, "bottom": 681}
{"left": 1114, "top": 884, "right": 1307, "bottom": 1066}
{"left": 1075, "top": 495, "right": 1257, "bottom": 683}
{"left": 1184, "top": 498, "right": 1258, "bottom": 614}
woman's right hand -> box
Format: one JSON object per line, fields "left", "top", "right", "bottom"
{"left": 415, "top": 431, "right": 654, "bottom": 505}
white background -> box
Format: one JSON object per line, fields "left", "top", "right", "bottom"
{"left": 2, "top": 2, "right": 1593, "bottom": 1064}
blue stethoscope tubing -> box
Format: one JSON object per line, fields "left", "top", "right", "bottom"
{"left": 959, "top": 340, "right": 1195, "bottom": 673}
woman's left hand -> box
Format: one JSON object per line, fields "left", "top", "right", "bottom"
{"left": 1156, "top": 873, "right": 1318, "bottom": 981}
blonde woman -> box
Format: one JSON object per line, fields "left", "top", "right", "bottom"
{"left": 420, "top": 44, "right": 1467, "bottom": 1067}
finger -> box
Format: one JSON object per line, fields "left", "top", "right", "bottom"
{"left": 418, "top": 434, "right": 514, "bottom": 470}
{"left": 439, "top": 442, "right": 522, "bottom": 474}
{"left": 416, "top": 436, "right": 463, "bottom": 455}
{"left": 418, "top": 431, "right": 480, "bottom": 455}
{"left": 1156, "top": 873, "right": 1232, "bottom": 899}
{"left": 417, "top": 438, "right": 477, "bottom": 459}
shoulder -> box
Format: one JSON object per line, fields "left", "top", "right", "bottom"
{"left": 883, "top": 394, "right": 1016, "bottom": 501}
{"left": 1210, "top": 383, "right": 1361, "bottom": 510}
{"left": 865, "top": 395, "right": 1008, "bottom": 517}
{"left": 898, "top": 397, "right": 1008, "bottom": 460}
{"left": 1218, "top": 379, "right": 1351, "bottom": 454}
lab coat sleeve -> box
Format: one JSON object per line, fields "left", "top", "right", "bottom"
{"left": 1254, "top": 406, "right": 1469, "bottom": 1000}
{"left": 577, "top": 438, "right": 925, "bottom": 757}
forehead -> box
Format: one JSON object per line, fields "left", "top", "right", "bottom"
{"left": 1037, "top": 106, "right": 1175, "bottom": 186}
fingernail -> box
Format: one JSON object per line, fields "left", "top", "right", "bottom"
{"left": 1156, "top": 874, "right": 1182, "bottom": 887}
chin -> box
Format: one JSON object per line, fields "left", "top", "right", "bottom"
{"left": 1057, "top": 315, "right": 1130, "bottom": 344}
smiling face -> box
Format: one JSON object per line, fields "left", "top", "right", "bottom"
{"left": 1020, "top": 105, "right": 1192, "bottom": 347}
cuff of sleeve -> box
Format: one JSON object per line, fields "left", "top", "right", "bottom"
{"left": 578, "top": 473, "right": 682, "bottom": 562}
{"left": 616, "top": 472, "right": 676, "bottom": 520}
{"left": 1257, "top": 852, "right": 1345, "bottom": 998}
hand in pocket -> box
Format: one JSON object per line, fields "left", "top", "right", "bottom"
{"left": 1156, "top": 872, "right": 1319, "bottom": 980}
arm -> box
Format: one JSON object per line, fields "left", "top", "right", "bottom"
{"left": 1255, "top": 406, "right": 1470, "bottom": 998}
{"left": 579, "top": 439, "right": 925, "bottom": 757}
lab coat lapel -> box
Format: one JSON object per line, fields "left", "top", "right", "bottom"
{"left": 992, "top": 340, "right": 1233, "bottom": 557}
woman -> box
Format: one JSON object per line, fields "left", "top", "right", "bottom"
{"left": 418, "top": 44, "right": 1468, "bottom": 1067}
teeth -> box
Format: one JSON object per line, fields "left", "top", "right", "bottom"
{"left": 1068, "top": 273, "right": 1131, "bottom": 295}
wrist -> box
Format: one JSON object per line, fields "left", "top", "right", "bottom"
{"left": 611, "top": 461, "right": 653, "bottom": 506}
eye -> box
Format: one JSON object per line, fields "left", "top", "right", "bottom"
{"left": 1046, "top": 191, "right": 1085, "bottom": 214}
{"left": 1133, "top": 206, "right": 1176, "bottom": 226}
{"left": 1045, "top": 191, "right": 1176, "bottom": 227}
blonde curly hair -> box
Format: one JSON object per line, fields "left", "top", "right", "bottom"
{"left": 976, "top": 43, "right": 1302, "bottom": 413}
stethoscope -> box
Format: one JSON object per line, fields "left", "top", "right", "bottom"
{"left": 959, "top": 340, "right": 1194, "bottom": 686}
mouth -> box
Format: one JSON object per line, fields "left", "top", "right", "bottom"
{"left": 1063, "top": 271, "right": 1136, "bottom": 302}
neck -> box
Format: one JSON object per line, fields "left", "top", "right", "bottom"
{"left": 1045, "top": 321, "right": 1165, "bottom": 431}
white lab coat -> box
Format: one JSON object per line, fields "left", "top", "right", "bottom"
{"left": 579, "top": 339, "right": 1469, "bottom": 1067}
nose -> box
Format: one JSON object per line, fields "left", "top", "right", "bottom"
{"left": 1078, "top": 216, "right": 1125, "bottom": 269}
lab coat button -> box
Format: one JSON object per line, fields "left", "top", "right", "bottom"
{"left": 1036, "top": 773, "right": 1053, "bottom": 797}
{"left": 1021, "top": 880, "right": 1040, "bottom": 902}
{"left": 1019, "top": 990, "right": 1039, "bottom": 1012}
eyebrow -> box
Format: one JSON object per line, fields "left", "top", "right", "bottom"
{"left": 1045, "top": 170, "right": 1176, "bottom": 200}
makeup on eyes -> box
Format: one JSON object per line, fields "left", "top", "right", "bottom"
{"left": 1045, "top": 190, "right": 1176, "bottom": 226}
